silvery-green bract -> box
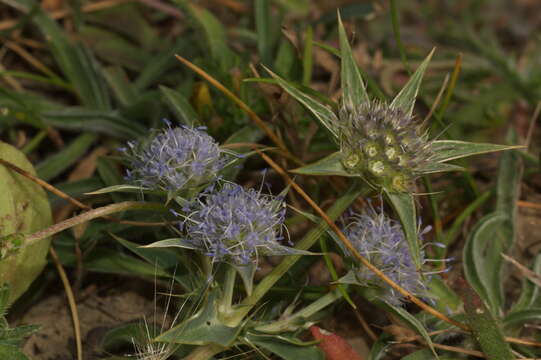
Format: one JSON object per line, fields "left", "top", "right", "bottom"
{"left": 122, "top": 122, "right": 227, "bottom": 196}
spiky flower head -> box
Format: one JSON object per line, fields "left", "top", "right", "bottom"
{"left": 339, "top": 102, "right": 432, "bottom": 191}
{"left": 122, "top": 121, "right": 227, "bottom": 196}
{"left": 180, "top": 183, "right": 292, "bottom": 265}
{"left": 341, "top": 205, "right": 428, "bottom": 306}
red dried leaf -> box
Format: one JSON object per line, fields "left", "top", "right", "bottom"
{"left": 310, "top": 325, "right": 364, "bottom": 360}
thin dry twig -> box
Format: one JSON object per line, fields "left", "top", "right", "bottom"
{"left": 0, "top": 158, "right": 168, "bottom": 227}
{"left": 49, "top": 246, "right": 83, "bottom": 360}
{"left": 502, "top": 253, "right": 541, "bottom": 288}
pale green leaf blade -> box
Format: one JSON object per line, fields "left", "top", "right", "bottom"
{"left": 430, "top": 140, "right": 523, "bottom": 163}
{"left": 390, "top": 48, "right": 435, "bottom": 116}
{"left": 463, "top": 213, "right": 510, "bottom": 312}
{"left": 384, "top": 190, "right": 421, "bottom": 269}
{"left": 85, "top": 184, "right": 145, "bottom": 195}
{"left": 290, "top": 152, "right": 355, "bottom": 176}
{"left": 247, "top": 333, "right": 324, "bottom": 360}
{"left": 142, "top": 238, "right": 197, "bottom": 250}
{"left": 263, "top": 66, "right": 339, "bottom": 138}
{"left": 417, "top": 162, "right": 464, "bottom": 175}
{"left": 337, "top": 12, "right": 369, "bottom": 109}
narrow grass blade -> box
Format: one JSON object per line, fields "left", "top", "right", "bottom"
{"left": 159, "top": 86, "right": 200, "bottom": 127}
{"left": 36, "top": 133, "right": 97, "bottom": 181}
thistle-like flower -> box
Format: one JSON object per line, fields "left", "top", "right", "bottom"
{"left": 179, "top": 182, "right": 293, "bottom": 265}
{"left": 122, "top": 121, "right": 227, "bottom": 195}
{"left": 264, "top": 15, "right": 519, "bottom": 193}
{"left": 341, "top": 206, "right": 429, "bottom": 306}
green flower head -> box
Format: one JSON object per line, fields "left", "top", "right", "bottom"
{"left": 265, "top": 14, "right": 518, "bottom": 193}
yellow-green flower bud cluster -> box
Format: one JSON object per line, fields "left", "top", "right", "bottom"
{"left": 339, "top": 102, "right": 432, "bottom": 191}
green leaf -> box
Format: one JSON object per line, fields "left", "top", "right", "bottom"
{"left": 85, "top": 184, "right": 148, "bottom": 195}
{"left": 6, "top": 0, "right": 110, "bottom": 109}
{"left": 157, "top": 290, "right": 241, "bottom": 346}
{"left": 390, "top": 48, "right": 434, "bottom": 117}
{"left": 246, "top": 333, "right": 324, "bottom": 360}
{"left": 383, "top": 303, "right": 439, "bottom": 359}
{"left": 510, "top": 254, "right": 541, "bottom": 312}
{"left": 142, "top": 238, "right": 197, "bottom": 250}
{"left": 41, "top": 108, "right": 145, "bottom": 138}
{"left": 430, "top": 140, "right": 523, "bottom": 164}
{"left": 255, "top": 0, "right": 272, "bottom": 65}
{"left": 427, "top": 277, "right": 462, "bottom": 313}
{"left": 384, "top": 191, "right": 421, "bottom": 269}
{"left": 159, "top": 86, "right": 200, "bottom": 127}
{"left": 263, "top": 66, "right": 339, "bottom": 138}
{"left": 462, "top": 284, "right": 514, "bottom": 360}
{"left": 368, "top": 333, "right": 392, "bottom": 360}
{"left": 504, "top": 308, "right": 541, "bottom": 328}
{"left": 233, "top": 263, "right": 256, "bottom": 296}
{"left": 36, "top": 132, "right": 97, "bottom": 181}
{"left": 0, "top": 344, "right": 29, "bottom": 360}
{"left": 103, "top": 66, "right": 138, "bottom": 107}
{"left": 417, "top": 162, "right": 464, "bottom": 175}
{"left": 110, "top": 234, "right": 179, "bottom": 271}
{"left": 84, "top": 250, "right": 170, "bottom": 278}
{"left": 290, "top": 152, "right": 354, "bottom": 176}
{"left": 0, "top": 142, "right": 52, "bottom": 303}
{"left": 463, "top": 213, "right": 510, "bottom": 312}
{"left": 337, "top": 12, "right": 370, "bottom": 110}
{"left": 174, "top": 0, "right": 235, "bottom": 71}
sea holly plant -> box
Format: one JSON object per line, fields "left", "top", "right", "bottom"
{"left": 264, "top": 14, "right": 521, "bottom": 270}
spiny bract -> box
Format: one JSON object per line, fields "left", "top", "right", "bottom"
{"left": 339, "top": 102, "right": 432, "bottom": 191}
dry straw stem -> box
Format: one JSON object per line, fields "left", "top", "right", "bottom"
{"left": 0, "top": 157, "right": 167, "bottom": 227}
{"left": 23, "top": 201, "right": 163, "bottom": 248}
{"left": 49, "top": 246, "right": 83, "bottom": 360}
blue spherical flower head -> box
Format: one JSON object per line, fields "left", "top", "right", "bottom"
{"left": 182, "top": 183, "right": 289, "bottom": 265}
{"left": 342, "top": 205, "right": 429, "bottom": 306}
{"left": 123, "top": 123, "right": 227, "bottom": 197}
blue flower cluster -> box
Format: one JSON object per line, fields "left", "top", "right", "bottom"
{"left": 342, "top": 205, "right": 428, "bottom": 305}
{"left": 123, "top": 122, "right": 227, "bottom": 194}
{"left": 181, "top": 183, "right": 287, "bottom": 265}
